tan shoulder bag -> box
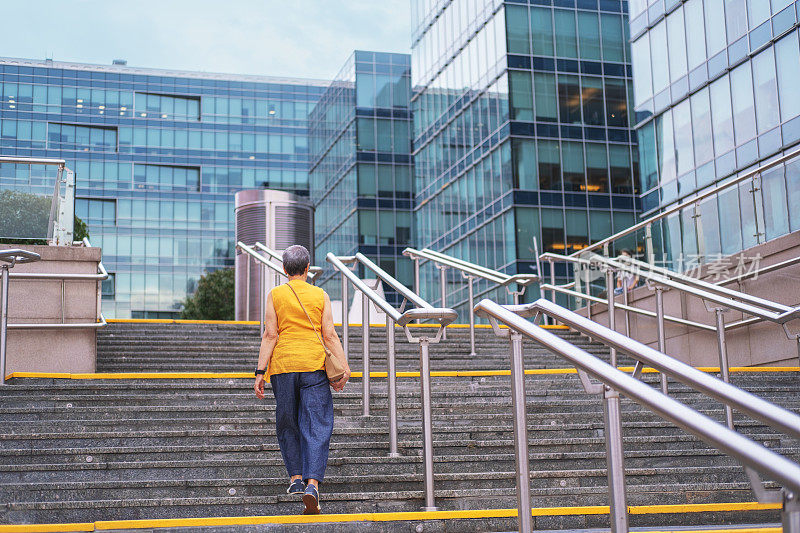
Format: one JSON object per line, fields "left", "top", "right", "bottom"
{"left": 286, "top": 283, "right": 346, "bottom": 383}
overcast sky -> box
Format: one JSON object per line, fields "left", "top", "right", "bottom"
{"left": 0, "top": 0, "right": 411, "bottom": 81}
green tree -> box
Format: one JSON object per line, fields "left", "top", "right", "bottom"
{"left": 180, "top": 267, "right": 235, "bottom": 320}
{"left": 0, "top": 190, "right": 89, "bottom": 245}
{"left": 0, "top": 189, "right": 50, "bottom": 240}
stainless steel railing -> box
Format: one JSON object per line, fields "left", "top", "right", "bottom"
{"left": 474, "top": 297, "right": 800, "bottom": 533}
{"left": 327, "top": 251, "right": 457, "bottom": 511}
{"left": 540, "top": 250, "right": 800, "bottom": 428}
{"left": 235, "top": 241, "right": 323, "bottom": 334}
{"left": 403, "top": 246, "right": 539, "bottom": 353}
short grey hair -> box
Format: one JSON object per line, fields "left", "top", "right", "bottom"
{"left": 282, "top": 245, "right": 310, "bottom": 276}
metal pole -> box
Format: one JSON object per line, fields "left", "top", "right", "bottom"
{"left": 419, "top": 338, "right": 437, "bottom": 511}
{"left": 259, "top": 264, "right": 266, "bottom": 337}
{"left": 606, "top": 268, "right": 617, "bottom": 367}
{"left": 413, "top": 257, "right": 420, "bottom": 297}
{"left": 715, "top": 308, "right": 734, "bottom": 429}
{"left": 0, "top": 265, "right": 9, "bottom": 385}
{"left": 784, "top": 490, "right": 800, "bottom": 533}
{"left": 245, "top": 256, "right": 250, "bottom": 321}
{"left": 387, "top": 318, "right": 399, "bottom": 457}
{"left": 548, "top": 259, "right": 556, "bottom": 325}
{"left": 622, "top": 281, "right": 630, "bottom": 337}
{"left": 342, "top": 273, "right": 349, "bottom": 362}
{"left": 60, "top": 280, "right": 65, "bottom": 324}
{"left": 603, "top": 386, "right": 630, "bottom": 533}
{"left": 362, "top": 291, "right": 370, "bottom": 417}
{"left": 586, "top": 264, "right": 593, "bottom": 321}
{"left": 439, "top": 266, "right": 447, "bottom": 340}
{"left": 655, "top": 287, "right": 668, "bottom": 395}
{"left": 467, "top": 276, "right": 476, "bottom": 357}
{"left": 510, "top": 332, "right": 533, "bottom": 533}
{"left": 645, "top": 222, "right": 655, "bottom": 266}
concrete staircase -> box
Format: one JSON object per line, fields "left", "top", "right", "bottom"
{"left": 0, "top": 322, "right": 797, "bottom": 530}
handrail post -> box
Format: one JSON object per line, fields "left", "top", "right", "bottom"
{"left": 622, "top": 281, "right": 630, "bottom": 337}
{"left": 467, "top": 275, "right": 476, "bottom": 357}
{"left": 655, "top": 287, "right": 669, "bottom": 394}
{"left": 437, "top": 265, "right": 447, "bottom": 340}
{"left": 245, "top": 256, "right": 251, "bottom": 321}
{"left": 603, "top": 385, "right": 630, "bottom": 533}
{"left": 413, "top": 256, "right": 421, "bottom": 298}
{"left": 419, "top": 337, "right": 437, "bottom": 511}
{"left": 259, "top": 263, "right": 266, "bottom": 337}
{"left": 784, "top": 489, "right": 800, "bottom": 532}
{"left": 362, "top": 290, "right": 370, "bottom": 417}
{"left": 605, "top": 268, "right": 617, "bottom": 367}
{"left": 387, "top": 318, "right": 399, "bottom": 457}
{"left": 0, "top": 264, "right": 9, "bottom": 385}
{"left": 342, "top": 273, "right": 349, "bottom": 362}
{"left": 645, "top": 222, "right": 655, "bottom": 266}
{"left": 548, "top": 259, "right": 556, "bottom": 325}
{"left": 509, "top": 331, "right": 532, "bottom": 533}
{"left": 714, "top": 308, "right": 734, "bottom": 429}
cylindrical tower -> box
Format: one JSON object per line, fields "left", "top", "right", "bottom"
{"left": 234, "top": 190, "right": 314, "bottom": 321}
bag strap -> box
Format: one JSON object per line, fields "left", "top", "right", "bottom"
{"left": 286, "top": 282, "right": 327, "bottom": 351}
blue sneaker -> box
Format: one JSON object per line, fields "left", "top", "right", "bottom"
{"left": 287, "top": 479, "right": 305, "bottom": 495}
{"left": 302, "top": 483, "right": 321, "bottom": 514}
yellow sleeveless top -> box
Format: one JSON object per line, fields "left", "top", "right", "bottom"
{"left": 268, "top": 279, "right": 326, "bottom": 381}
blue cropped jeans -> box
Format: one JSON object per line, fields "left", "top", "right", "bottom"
{"left": 270, "top": 370, "right": 334, "bottom": 483}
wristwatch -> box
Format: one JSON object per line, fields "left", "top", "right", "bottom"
{"left": 254, "top": 369, "right": 266, "bottom": 376}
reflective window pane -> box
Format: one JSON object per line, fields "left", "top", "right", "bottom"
{"left": 554, "top": 10, "right": 578, "bottom": 59}
{"left": 751, "top": 47, "right": 780, "bottom": 134}
{"left": 775, "top": 31, "right": 800, "bottom": 122}
{"left": 685, "top": 0, "right": 708, "bottom": 70}
{"left": 531, "top": 7, "right": 554, "bottom": 56}
{"left": 730, "top": 62, "right": 757, "bottom": 144}
{"left": 710, "top": 76, "right": 735, "bottom": 155}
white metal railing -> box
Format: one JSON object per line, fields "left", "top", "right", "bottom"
{"left": 474, "top": 297, "right": 800, "bottom": 533}
{"left": 235, "top": 241, "right": 322, "bottom": 334}
{"left": 403, "top": 246, "right": 539, "bottom": 354}
{"left": 327, "top": 251, "right": 457, "bottom": 511}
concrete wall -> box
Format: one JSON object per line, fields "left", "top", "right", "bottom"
{"left": 580, "top": 231, "right": 800, "bottom": 367}
{"left": 4, "top": 244, "right": 101, "bottom": 375}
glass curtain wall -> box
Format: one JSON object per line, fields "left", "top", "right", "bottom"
{"left": 630, "top": 0, "right": 800, "bottom": 267}
{"left": 310, "top": 51, "right": 413, "bottom": 305}
{"left": 411, "top": 0, "right": 636, "bottom": 313}
{"left": 0, "top": 58, "right": 326, "bottom": 317}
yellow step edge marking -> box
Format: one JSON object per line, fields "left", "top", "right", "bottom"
{"left": 106, "top": 318, "right": 568, "bottom": 330}
{"left": 7, "top": 366, "right": 798, "bottom": 381}
{"left": 0, "top": 501, "right": 781, "bottom": 532}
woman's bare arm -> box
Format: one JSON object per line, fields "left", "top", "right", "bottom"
{"left": 254, "top": 293, "right": 278, "bottom": 399}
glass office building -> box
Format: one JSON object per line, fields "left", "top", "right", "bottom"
{"left": 410, "top": 0, "right": 637, "bottom": 310}
{"left": 630, "top": 0, "right": 800, "bottom": 264}
{"left": 0, "top": 57, "right": 327, "bottom": 318}
{"left": 310, "top": 51, "right": 413, "bottom": 304}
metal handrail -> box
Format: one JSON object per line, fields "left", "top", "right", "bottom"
{"left": 540, "top": 250, "right": 800, "bottom": 423}
{"left": 326, "top": 251, "right": 457, "bottom": 511}
{"left": 474, "top": 297, "right": 800, "bottom": 533}
{"left": 403, "top": 246, "right": 539, "bottom": 354}
{"left": 570, "top": 146, "right": 800, "bottom": 259}
{"left": 252, "top": 242, "right": 322, "bottom": 280}
{"left": 235, "top": 241, "right": 324, "bottom": 333}
{"left": 617, "top": 254, "right": 795, "bottom": 314}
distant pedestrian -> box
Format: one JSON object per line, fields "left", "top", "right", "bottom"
{"left": 614, "top": 249, "right": 639, "bottom": 295}
{"left": 254, "top": 245, "right": 350, "bottom": 515}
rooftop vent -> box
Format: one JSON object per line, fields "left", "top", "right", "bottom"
{"left": 112, "top": 59, "right": 127, "bottom": 66}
